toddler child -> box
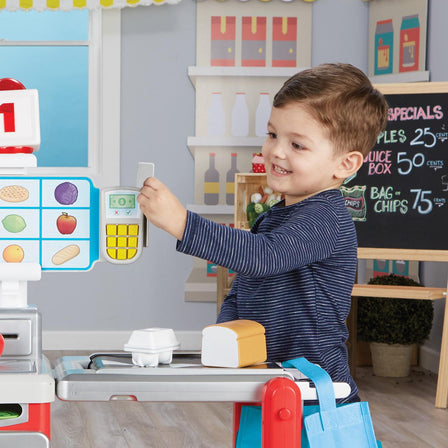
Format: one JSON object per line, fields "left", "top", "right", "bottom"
{"left": 138, "top": 63, "right": 388, "bottom": 402}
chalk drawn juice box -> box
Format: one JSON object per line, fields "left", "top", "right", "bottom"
{"left": 242, "top": 17, "right": 266, "bottom": 67}
{"left": 272, "top": 17, "right": 297, "bottom": 67}
{"left": 211, "top": 16, "right": 236, "bottom": 67}
{"left": 374, "top": 19, "right": 393, "bottom": 75}
{"left": 399, "top": 14, "right": 420, "bottom": 72}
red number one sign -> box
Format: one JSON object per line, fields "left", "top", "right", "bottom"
{"left": 0, "top": 103, "right": 15, "bottom": 133}
{"left": 0, "top": 78, "right": 40, "bottom": 153}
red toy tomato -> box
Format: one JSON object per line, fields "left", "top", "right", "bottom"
{"left": 56, "top": 212, "right": 77, "bottom": 235}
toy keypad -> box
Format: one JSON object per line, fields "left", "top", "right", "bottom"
{"left": 105, "top": 224, "right": 140, "bottom": 260}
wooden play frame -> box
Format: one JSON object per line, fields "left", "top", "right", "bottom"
{"left": 349, "top": 82, "right": 448, "bottom": 408}
{"left": 351, "top": 248, "right": 448, "bottom": 409}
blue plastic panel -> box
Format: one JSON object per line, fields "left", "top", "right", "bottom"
{"left": 0, "top": 177, "right": 99, "bottom": 271}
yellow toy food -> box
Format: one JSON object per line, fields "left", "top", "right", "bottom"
{"left": 3, "top": 244, "right": 25, "bottom": 263}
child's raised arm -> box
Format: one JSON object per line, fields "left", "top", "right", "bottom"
{"left": 137, "top": 177, "right": 187, "bottom": 241}
{"left": 177, "top": 197, "right": 347, "bottom": 278}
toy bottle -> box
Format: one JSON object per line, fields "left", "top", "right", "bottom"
{"left": 231, "top": 92, "right": 249, "bottom": 137}
{"left": 208, "top": 92, "right": 226, "bottom": 137}
{"left": 204, "top": 152, "right": 220, "bottom": 205}
{"left": 226, "top": 152, "right": 239, "bottom": 205}
{"left": 255, "top": 92, "right": 271, "bottom": 137}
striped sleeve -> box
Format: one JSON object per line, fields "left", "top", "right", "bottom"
{"left": 177, "top": 203, "right": 341, "bottom": 278}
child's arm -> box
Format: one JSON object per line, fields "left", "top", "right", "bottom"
{"left": 137, "top": 177, "right": 188, "bottom": 241}
{"left": 138, "top": 178, "right": 344, "bottom": 278}
{"left": 178, "top": 202, "right": 343, "bottom": 278}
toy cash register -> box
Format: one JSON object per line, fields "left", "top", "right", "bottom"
{"left": 0, "top": 78, "right": 153, "bottom": 446}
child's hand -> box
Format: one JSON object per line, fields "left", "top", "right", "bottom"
{"left": 137, "top": 177, "right": 187, "bottom": 241}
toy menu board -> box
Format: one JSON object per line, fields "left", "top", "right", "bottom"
{"left": 0, "top": 177, "right": 99, "bottom": 270}
{"left": 341, "top": 85, "right": 448, "bottom": 251}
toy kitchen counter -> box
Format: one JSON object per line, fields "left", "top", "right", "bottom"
{"left": 53, "top": 351, "right": 351, "bottom": 403}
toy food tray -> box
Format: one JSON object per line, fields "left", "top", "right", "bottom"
{"left": 0, "top": 177, "right": 99, "bottom": 271}
{"left": 53, "top": 352, "right": 351, "bottom": 403}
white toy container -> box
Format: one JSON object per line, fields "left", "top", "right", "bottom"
{"left": 124, "top": 328, "right": 180, "bottom": 367}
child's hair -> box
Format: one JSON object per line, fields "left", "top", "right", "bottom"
{"left": 273, "top": 63, "right": 388, "bottom": 157}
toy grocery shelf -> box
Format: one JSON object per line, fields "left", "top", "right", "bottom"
{"left": 187, "top": 204, "right": 234, "bottom": 215}
{"left": 186, "top": 136, "right": 265, "bottom": 157}
{"left": 187, "top": 66, "right": 303, "bottom": 87}
{"left": 352, "top": 284, "right": 446, "bottom": 300}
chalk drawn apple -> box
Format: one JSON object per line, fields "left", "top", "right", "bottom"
{"left": 56, "top": 212, "right": 77, "bottom": 235}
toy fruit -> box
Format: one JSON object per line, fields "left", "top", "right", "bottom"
{"left": 56, "top": 212, "right": 77, "bottom": 235}
{"left": 3, "top": 244, "right": 24, "bottom": 263}
{"left": 54, "top": 182, "right": 78, "bottom": 205}
{"left": 2, "top": 214, "right": 26, "bottom": 233}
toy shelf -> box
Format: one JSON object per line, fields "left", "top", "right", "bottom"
{"left": 352, "top": 284, "right": 446, "bottom": 300}
{"left": 187, "top": 66, "right": 302, "bottom": 87}
{"left": 187, "top": 136, "right": 265, "bottom": 157}
{"left": 187, "top": 204, "right": 234, "bottom": 215}
{"left": 234, "top": 173, "right": 269, "bottom": 230}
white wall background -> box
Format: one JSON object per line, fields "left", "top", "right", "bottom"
{"left": 35, "top": 0, "right": 448, "bottom": 371}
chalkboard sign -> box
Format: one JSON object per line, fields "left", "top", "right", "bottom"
{"left": 341, "top": 82, "right": 448, "bottom": 260}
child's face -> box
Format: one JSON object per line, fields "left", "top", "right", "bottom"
{"left": 262, "top": 103, "right": 348, "bottom": 206}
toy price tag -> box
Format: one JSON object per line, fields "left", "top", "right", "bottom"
{"left": 0, "top": 89, "right": 40, "bottom": 151}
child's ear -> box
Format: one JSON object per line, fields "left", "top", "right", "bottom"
{"left": 335, "top": 151, "right": 364, "bottom": 179}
